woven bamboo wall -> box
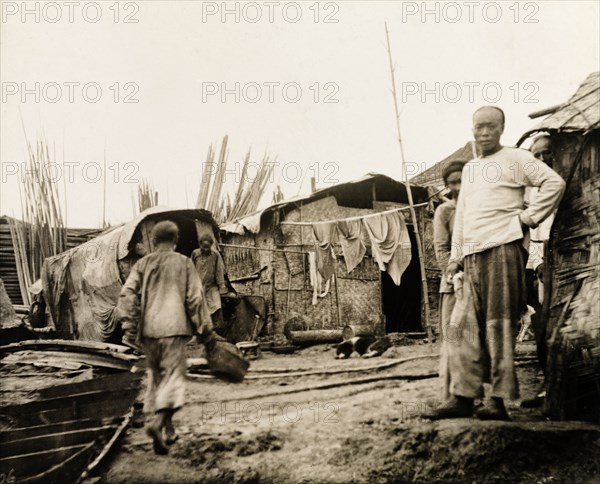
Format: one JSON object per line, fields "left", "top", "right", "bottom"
{"left": 222, "top": 195, "right": 436, "bottom": 336}
{"left": 277, "top": 196, "right": 380, "bottom": 334}
{"left": 223, "top": 196, "right": 386, "bottom": 335}
{"left": 545, "top": 132, "right": 600, "bottom": 423}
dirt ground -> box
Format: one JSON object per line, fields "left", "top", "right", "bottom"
{"left": 95, "top": 341, "right": 600, "bottom": 484}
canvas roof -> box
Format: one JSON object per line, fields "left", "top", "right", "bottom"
{"left": 41, "top": 207, "right": 217, "bottom": 341}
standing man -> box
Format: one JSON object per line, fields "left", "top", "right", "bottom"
{"left": 429, "top": 106, "right": 565, "bottom": 420}
{"left": 521, "top": 134, "right": 557, "bottom": 407}
{"left": 191, "top": 235, "right": 229, "bottom": 332}
{"left": 527, "top": 134, "right": 556, "bottom": 306}
{"left": 433, "top": 160, "right": 466, "bottom": 400}
{"left": 119, "top": 221, "right": 214, "bottom": 454}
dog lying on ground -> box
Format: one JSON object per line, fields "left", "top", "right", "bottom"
{"left": 335, "top": 336, "right": 391, "bottom": 359}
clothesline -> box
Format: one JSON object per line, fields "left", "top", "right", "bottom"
{"left": 219, "top": 243, "right": 308, "bottom": 255}
{"left": 279, "top": 202, "right": 428, "bottom": 226}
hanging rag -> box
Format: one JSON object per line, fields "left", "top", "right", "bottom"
{"left": 312, "top": 222, "right": 337, "bottom": 281}
{"left": 336, "top": 219, "right": 366, "bottom": 273}
{"left": 308, "top": 251, "right": 331, "bottom": 306}
{"left": 362, "top": 211, "right": 412, "bottom": 286}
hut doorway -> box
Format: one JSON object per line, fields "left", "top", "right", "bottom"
{"left": 380, "top": 228, "right": 422, "bottom": 333}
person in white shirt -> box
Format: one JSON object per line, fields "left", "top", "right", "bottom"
{"left": 427, "top": 106, "right": 565, "bottom": 420}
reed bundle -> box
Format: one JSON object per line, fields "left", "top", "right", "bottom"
{"left": 10, "top": 137, "right": 66, "bottom": 305}
{"left": 137, "top": 179, "right": 158, "bottom": 212}
{"left": 196, "top": 136, "right": 276, "bottom": 224}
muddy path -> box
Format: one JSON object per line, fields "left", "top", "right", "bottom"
{"left": 96, "top": 343, "right": 600, "bottom": 483}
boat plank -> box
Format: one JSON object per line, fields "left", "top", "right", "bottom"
{"left": 1, "top": 424, "right": 116, "bottom": 457}
{"left": 38, "top": 393, "right": 137, "bottom": 425}
{"left": 1, "top": 350, "right": 134, "bottom": 370}
{"left": 20, "top": 442, "right": 96, "bottom": 484}
{"left": 37, "top": 372, "right": 142, "bottom": 399}
{"left": 0, "top": 443, "right": 89, "bottom": 480}
{"left": 0, "top": 339, "right": 131, "bottom": 354}
{"left": 0, "top": 417, "right": 122, "bottom": 444}
{"left": 1, "top": 388, "right": 139, "bottom": 417}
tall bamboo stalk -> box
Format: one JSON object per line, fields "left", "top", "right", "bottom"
{"left": 385, "top": 23, "right": 433, "bottom": 349}
{"left": 196, "top": 144, "right": 215, "bottom": 209}
{"left": 207, "top": 135, "right": 229, "bottom": 215}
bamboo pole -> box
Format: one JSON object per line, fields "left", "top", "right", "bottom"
{"left": 62, "top": 132, "right": 67, "bottom": 228}
{"left": 300, "top": 202, "right": 308, "bottom": 315}
{"left": 102, "top": 145, "right": 107, "bottom": 228}
{"left": 384, "top": 22, "right": 434, "bottom": 349}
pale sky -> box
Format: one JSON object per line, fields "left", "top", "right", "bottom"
{"left": 1, "top": 1, "right": 598, "bottom": 227}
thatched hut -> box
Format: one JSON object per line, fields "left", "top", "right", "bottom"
{"left": 41, "top": 207, "right": 219, "bottom": 341}
{"left": 517, "top": 71, "right": 600, "bottom": 423}
{"left": 220, "top": 173, "right": 432, "bottom": 337}
{"left": 410, "top": 141, "right": 476, "bottom": 191}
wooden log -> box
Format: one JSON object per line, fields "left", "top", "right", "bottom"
{"left": 342, "top": 325, "right": 374, "bottom": 340}
{"left": 288, "top": 329, "right": 343, "bottom": 345}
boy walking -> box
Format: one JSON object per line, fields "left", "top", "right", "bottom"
{"left": 119, "top": 220, "right": 213, "bottom": 454}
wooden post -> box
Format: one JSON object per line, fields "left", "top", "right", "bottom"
{"left": 385, "top": 23, "right": 434, "bottom": 350}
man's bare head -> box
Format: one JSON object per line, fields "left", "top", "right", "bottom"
{"left": 472, "top": 106, "right": 505, "bottom": 156}
{"left": 530, "top": 134, "right": 554, "bottom": 165}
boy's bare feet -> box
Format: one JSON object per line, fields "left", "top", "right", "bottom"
{"left": 164, "top": 416, "right": 178, "bottom": 445}
{"left": 146, "top": 413, "right": 169, "bottom": 455}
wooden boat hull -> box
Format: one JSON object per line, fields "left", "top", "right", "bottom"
{"left": 0, "top": 340, "right": 142, "bottom": 483}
